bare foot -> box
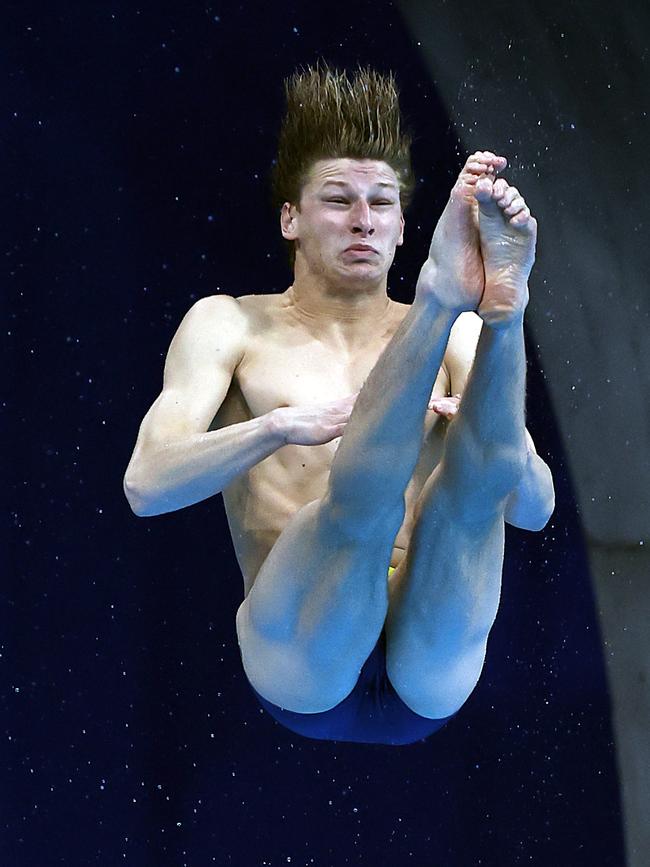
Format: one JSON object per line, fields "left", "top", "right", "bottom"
{"left": 416, "top": 151, "right": 507, "bottom": 312}
{"left": 474, "top": 175, "right": 537, "bottom": 328}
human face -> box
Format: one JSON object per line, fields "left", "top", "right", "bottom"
{"left": 281, "top": 158, "right": 405, "bottom": 284}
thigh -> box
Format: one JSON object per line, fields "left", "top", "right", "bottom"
{"left": 390, "top": 458, "right": 508, "bottom": 635}
{"left": 241, "top": 496, "right": 397, "bottom": 643}
{"left": 248, "top": 624, "right": 457, "bottom": 745}
{"left": 385, "top": 463, "right": 507, "bottom": 718}
{"left": 236, "top": 496, "right": 400, "bottom": 712}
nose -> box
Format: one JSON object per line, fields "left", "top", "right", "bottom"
{"left": 350, "top": 199, "right": 374, "bottom": 235}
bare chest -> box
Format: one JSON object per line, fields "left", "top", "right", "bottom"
{"left": 236, "top": 332, "right": 386, "bottom": 419}
{"left": 214, "top": 300, "right": 450, "bottom": 454}
{"left": 211, "top": 296, "right": 450, "bottom": 589}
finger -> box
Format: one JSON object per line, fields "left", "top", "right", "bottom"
{"left": 332, "top": 392, "right": 358, "bottom": 408}
{"left": 429, "top": 400, "right": 459, "bottom": 415}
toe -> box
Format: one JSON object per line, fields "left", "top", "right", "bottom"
{"left": 481, "top": 152, "right": 508, "bottom": 169}
{"left": 504, "top": 195, "right": 526, "bottom": 215}
{"left": 474, "top": 176, "right": 494, "bottom": 202}
{"left": 464, "top": 151, "right": 507, "bottom": 178}
{"left": 510, "top": 207, "right": 531, "bottom": 225}
{"left": 502, "top": 186, "right": 520, "bottom": 205}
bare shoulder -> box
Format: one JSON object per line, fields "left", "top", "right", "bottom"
{"left": 162, "top": 293, "right": 251, "bottom": 383}
{"left": 194, "top": 292, "right": 249, "bottom": 329}
{"left": 443, "top": 312, "right": 483, "bottom": 394}
{"left": 447, "top": 311, "right": 483, "bottom": 355}
{"left": 191, "top": 291, "right": 281, "bottom": 348}
{"left": 232, "top": 291, "right": 286, "bottom": 330}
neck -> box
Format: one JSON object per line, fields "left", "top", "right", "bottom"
{"left": 287, "top": 261, "right": 390, "bottom": 323}
{"left": 287, "top": 284, "right": 391, "bottom": 323}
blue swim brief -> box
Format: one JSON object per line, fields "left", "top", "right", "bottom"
{"left": 248, "top": 579, "right": 457, "bottom": 745}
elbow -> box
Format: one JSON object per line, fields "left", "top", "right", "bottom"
{"left": 534, "top": 469, "right": 556, "bottom": 531}
{"left": 505, "top": 501, "right": 554, "bottom": 532}
{"left": 532, "top": 486, "right": 557, "bottom": 532}
{"left": 123, "top": 474, "right": 156, "bottom": 518}
{"left": 525, "top": 472, "right": 556, "bottom": 532}
{"left": 505, "top": 467, "right": 555, "bottom": 532}
{"left": 525, "top": 498, "right": 555, "bottom": 532}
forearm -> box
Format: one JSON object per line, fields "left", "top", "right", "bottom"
{"left": 504, "top": 435, "right": 555, "bottom": 531}
{"left": 124, "top": 412, "right": 286, "bottom": 517}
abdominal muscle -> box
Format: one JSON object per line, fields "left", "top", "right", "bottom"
{"left": 222, "top": 416, "right": 446, "bottom": 598}
{"left": 210, "top": 292, "right": 450, "bottom": 597}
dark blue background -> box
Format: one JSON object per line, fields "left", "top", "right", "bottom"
{"left": 5, "top": 2, "right": 624, "bottom": 864}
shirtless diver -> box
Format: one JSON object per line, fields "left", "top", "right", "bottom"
{"left": 123, "top": 64, "right": 555, "bottom": 746}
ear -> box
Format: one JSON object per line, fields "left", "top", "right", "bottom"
{"left": 280, "top": 202, "right": 299, "bottom": 241}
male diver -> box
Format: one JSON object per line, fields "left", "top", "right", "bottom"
{"left": 123, "top": 64, "right": 555, "bottom": 745}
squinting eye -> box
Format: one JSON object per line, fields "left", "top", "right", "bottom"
{"left": 325, "top": 198, "right": 395, "bottom": 206}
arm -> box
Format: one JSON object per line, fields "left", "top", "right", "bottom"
{"left": 123, "top": 295, "right": 285, "bottom": 517}
{"left": 442, "top": 312, "right": 555, "bottom": 531}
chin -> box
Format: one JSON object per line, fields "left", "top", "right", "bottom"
{"left": 340, "top": 264, "right": 384, "bottom": 280}
{"left": 340, "top": 257, "right": 383, "bottom": 271}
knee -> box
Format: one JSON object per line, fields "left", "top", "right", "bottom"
{"left": 237, "top": 600, "right": 360, "bottom": 713}
{"left": 241, "top": 645, "right": 357, "bottom": 714}
{"left": 389, "top": 641, "right": 487, "bottom": 720}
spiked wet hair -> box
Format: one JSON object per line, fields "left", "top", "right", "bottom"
{"left": 270, "top": 60, "right": 416, "bottom": 267}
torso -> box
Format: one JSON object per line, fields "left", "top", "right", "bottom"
{"left": 208, "top": 289, "right": 451, "bottom": 597}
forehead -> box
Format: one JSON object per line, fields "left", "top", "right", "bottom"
{"left": 304, "top": 158, "right": 399, "bottom": 191}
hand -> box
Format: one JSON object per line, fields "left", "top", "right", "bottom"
{"left": 272, "top": 392, "right": 359, "bottom": 446}
{"left": 428, "top": 394, "right": 461, "bottom": 421}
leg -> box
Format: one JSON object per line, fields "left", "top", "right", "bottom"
{"left": 385, "top": 320, "right": 529, "bottom": 719}
{"left": 237, "top": 297, "right": 458, "bottom": 713}
{"left": 384, "top": 166, "right": 536, "bottom": 719}
{"left": 237, "top": 151, "right": 512, "bottom": 715}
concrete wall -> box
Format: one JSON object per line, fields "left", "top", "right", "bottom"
{"left": 397, "top": 1, "right": 650, "bottom": 862}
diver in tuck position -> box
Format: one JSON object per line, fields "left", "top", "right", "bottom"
{"left": 123, "top": 63, "right": 555, "bottom": 745}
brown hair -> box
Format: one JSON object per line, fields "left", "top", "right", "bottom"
{"left": 270, "top": 60, "right": 416, "bottom": 267}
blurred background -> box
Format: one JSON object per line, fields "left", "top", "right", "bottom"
{"left": 5, "top": 1, "right": 648, "bottom": 864}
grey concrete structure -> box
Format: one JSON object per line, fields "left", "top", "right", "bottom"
{"left": 397, "top": 2, "right": 650, "bottom": 863}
